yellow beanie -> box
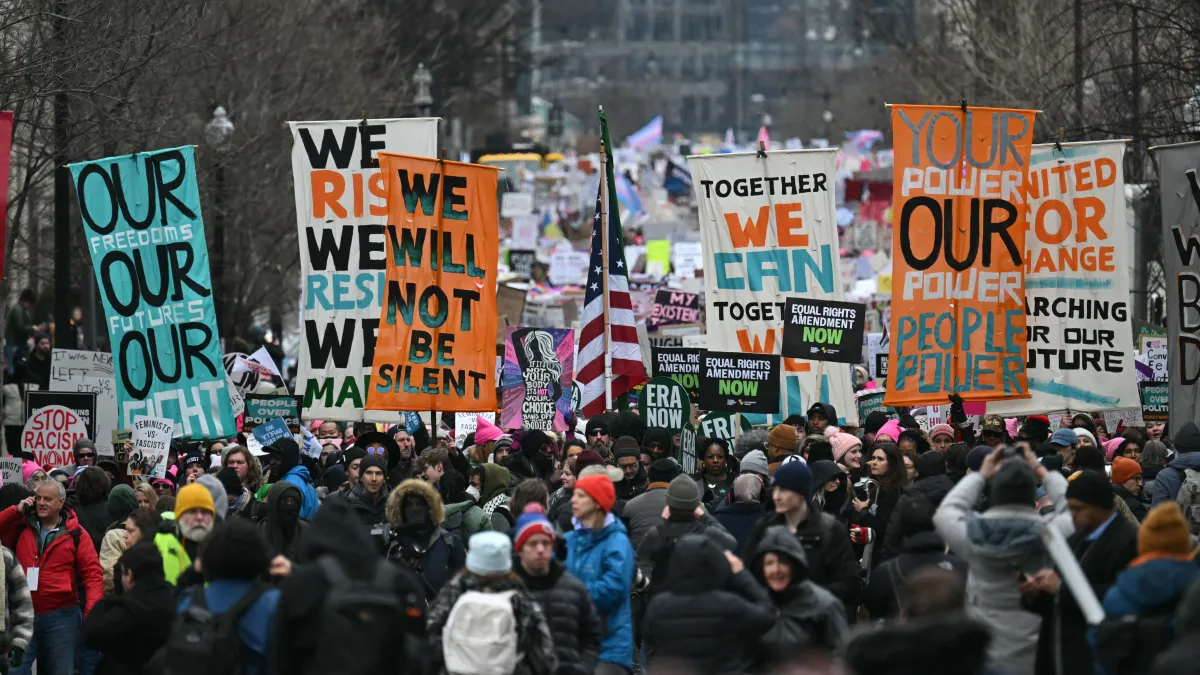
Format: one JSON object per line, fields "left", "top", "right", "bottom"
{"left": 1139, "top": 503, "right": 1192, "bottom": 557}
{"left": 174, "top": 483, "right": 215, "bottom": 518}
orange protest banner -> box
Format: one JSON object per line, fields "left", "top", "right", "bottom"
{"left": 365, "top": 153, "right": 500, "bottom": 412}
{"left": 885, "top": 104, "right": 1036, "bottom": 406}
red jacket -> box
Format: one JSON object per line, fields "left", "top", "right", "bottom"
{"left": 0, "top": 505, "right": 103, "bottom": 616}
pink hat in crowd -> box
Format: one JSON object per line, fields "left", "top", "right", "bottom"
{"left": 875, "top": 419, "right": 903, "bottom": 443}
{"left": 21, "top": 461, "right": 40, "bottom": 483}
{"left": 929, "top": 424, "right": 956, "bottom": 441}
{"left": 829, "top": 433, "right": 862, "bottom": 463}
{"left": 1005, "top": 418, "right": 1020, "bottom": 440}
{"left": 474, "top": 415, "right": 504, "bottom": 444}
{"left": 1103, "top": 437, "right": 1124, "bottom": 461}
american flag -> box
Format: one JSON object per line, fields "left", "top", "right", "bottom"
{"left": 577, "top": 183, "right": 647, "bottom": 417}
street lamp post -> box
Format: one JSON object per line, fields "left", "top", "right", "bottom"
{"left": 204, "top": 106, "right": 234, "bottom": 342}
{"left": 413, "top": 63, "right": 433, "bottom": 117}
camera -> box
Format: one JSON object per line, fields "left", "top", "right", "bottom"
{"left": 853, "top": 477, "right": 878, "bottom": 503}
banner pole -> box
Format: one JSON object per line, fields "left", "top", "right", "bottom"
{"left": 600, "top": 123, "right": 613, "bottom": 411}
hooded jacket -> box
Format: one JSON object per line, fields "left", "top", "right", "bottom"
{"left": 84, "top": 576, "right": 175, "bottom": 675}
{"left": 440, "top": 499, "right": 492, "bottom": 543}
{"left": 279, "top": 465, "right": 319, "bottom": 520}
{"left": 478, "top": 463, "right": 514, "bottom": 533}
{"left": 743, "top": 508, "right": 861, "bottom": 611}
{"left": 565, "top": 514, "right": 635, "bottom": 669}
{"left": 750, "top": 526, "right": 848, "bottom": 660}
{"left": 0, "top": 504, "right": 103, "bottom": 615}
{"left": 514, "top": 557, "right": 603, "bottom": 675}
{"left": 1090, "top": 555, "right": 1200, "bottom": 675}
{"left": 258, "top": 481, "right": 308, "bottom": 562}
{"left": 933, "top": 470, "right": 1072, "bottom": 675}
{"left": 808, "top": 403, "right": 839, "bottom": 432}
{"left": 274, "top": 500, "right": 428, "bottom": 675}
{"left": 642, "top": 534, "right": 776, "bottom": 675}
{"left": 386, "top": 479, "right": 465, "bottom": 599}
{"left": 1151, "top": 449, "right": 1200, "bottom": 506}
{"left": 844, "top": 613, "right": 1000, "bottom": 675}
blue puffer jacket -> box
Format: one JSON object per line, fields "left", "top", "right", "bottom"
{"left": 565, "top": 514, "right": 635, "bottom": 669}
{"left": 281, "top": 465, "right": 319, "bottom": 519}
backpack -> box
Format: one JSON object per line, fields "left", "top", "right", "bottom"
{"left": 1095, "top": 603, "right": 1178, "bottom": 675}
{"left": 307, "top": 556, "right": 413, "bottom": 675}
{"left": 647, "top": 533, "right": 679, "bottom": 598}
{"left": 442, "top": 589, "right": 520, "bottom": 675}
{"left": 163, "top": 583, "right": 267, "bottom": 675}
{"left": 1175, "top": 468, "right": 1200, "bottom": 535}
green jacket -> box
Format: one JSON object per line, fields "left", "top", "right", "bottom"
{"left": 6, "top": 304, "right": 32, "bottom": 345}
{"left": 442, "top": 500, "right": 492, "bottom": 541}
{"left": 153, "top": 532, "right": 190, "bottom": 584}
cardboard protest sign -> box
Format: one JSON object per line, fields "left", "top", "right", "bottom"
{"left": 691, "top": 150, "right": 856, "bottom": 424}
{"left": 508, "top": 250, "right": 536, "bottom": 279}
{"left": 886, "top": 105, "right": 1037, "bottom": 406}
{"left": 111, "top": 430, "right": 131, "bottom": 464}
{"left": 25, "top": 391, "right": 96, "bottom": 445}
{"left": 990, "top": 141, "right": 1137, "bottom": 416}
{"left": 251, "top": 417, "right": 291, "bottom": 449}
{"left": 651, "top": 347, "right": 701, "bottom": 401}
{"left": 637, "top": 377, "right": 691, "bottom": 434}
{"left": 129, "top": 415, "right": 172, "bottom": 479}
{"left": 671, "top": 241, "right": 703, "bottom": 278}
{"left": 1103, "top": 408, "right": 1144, "bottom": 433}
{"left": 243, "top": 395, "right": 302, "bottom": 429}
{"left": 510, "top": 214, "right": 539, "bottom": 249}
{"left": 647, "top": 289, "right": 701, "bottom": 331}
{"left": 0, "top": 458, "right": 22, "bottom": 485}
{"left": 1140, "top": 382, "right": 1169, "bottom": 424}
{"left": 70, "top": 147, "right": 236, "bottom": 438}
{"left": 699, "top": 351, "right": 781, "bottom": 414}
{"left": 500, "top": 327, "right": 574, "bottom": 431}
{"left": 21, "top": 406, "right": 87, "bottom": 466}
{"left": 49, "top": 349, "right": 117, "bottom": 456}
{"left": 781, "top": 298, "right": 866, "bottom": 363}
{"left": 289, "top": 118, "right": 437, "bottom": 421}
{"left": 365, "top": 154, "right": 500, "bottom": 413}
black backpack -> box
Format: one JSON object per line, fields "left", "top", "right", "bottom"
{"left": 306, "top": 555, "right": 421, "bottom": 675}
{"left": 1095, "top": 602, "right": 1179, "bottom": 675}
{"left": 163, "top": 582, "right": 267, "bottom": 675}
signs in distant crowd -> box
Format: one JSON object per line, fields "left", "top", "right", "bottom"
{"left": 510, "top": 214, "right": 539, "bottom": 249}
{"left": 49, "top": 349, "right": 118, "bottom": 456}
{"left": 26, "top": 390, "right": 97, "bottom": 445}
{"left": 366, "top": 153, "right": 500, "bottom": 413}
{"left": 21, "top": 405, "right": 87, "bottom": 467}
{"left": 70, "top": 146, "right": 236, "bottom": 438}
{"left": 243, "top": 394, "right": 302, "bottom": 430}
{"left": 111, "top": 430, "right": 132, "bottom": 464}
{"left": 500, "top": 327, "right": 574, "bottom": 431}
{"left": 548, "top": 248, "right": 588, "bottom": 286}
{"left": 856, "top": 389, "right": 888, "bottom": 420}
{"left": 250, "top": 417, "right": 291, "bottom": 449}
{"left": 1154, "top": 142, "right": 1200, "bottom": 424}
{"left": 886, "top": 105, "right": 1037, "bottom": 406}
{"left": 651, "top": 347, "right": 701, "bottom": 401}
{"left": 698, "top": 351, "right": 781, "bottom": 414}
{"left": 865, "top": 333, "right": 887, "bottom": 380}
{"left": 691, "top": 150, "right": 856, "bottom": 424}
{"left": 455, "top": 412, "right": 495, "bottom": 448}
{"left": 781, "top": 298, "right": 866, "bottom": 363}
{"left": 1141, "top": 382, "right": 1169, "bottom": 424}
{"left": 0, "top": 458, "right": 21, "bottom": 485}
{"left": 671, "top": 241, "right": 703, "bottom": 279}
{"left": 508, "top": 250, "right": 537, "bottom": 279}
{"left": 991, "top": 141, "right": 1137, "bottom": 416}
{"left": 637, "top": 377, "right": 691, "bottom": 434}
{"left": 647, "top": 289, "right": 701, "bottom": 331}
{"left": 289, "top": 118, "right": 438, "bottom": 421}
{"left": 129, "top": 415, "right": 172, "bottom": 479}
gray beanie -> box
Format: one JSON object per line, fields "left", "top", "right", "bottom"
{"left": 740, "top": 450, "right": 770, "bottom": 477}
{"left": 666, "top": 474, "right": 701, "bottom": 511}
{"left": 990, "top": 460, "right": 1036, "bottom": 508}
{"left": 195, "top": 474, "right": 229, "bottom": 521}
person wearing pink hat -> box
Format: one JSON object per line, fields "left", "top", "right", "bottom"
{"left": 875, "top": 419, "right": 903, "bottom": 444}
{"left": 928, "top": 424, "right": 956, "bottom": 452}
{"left": 468, "top": 416, "right": 510, "bottom": 466}
{"left": 829, "top": 433, "right": 863, "bottom": 474}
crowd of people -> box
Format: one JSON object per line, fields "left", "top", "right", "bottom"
{"left": 0, "top": 400, "right": 1190, "bottom": 675}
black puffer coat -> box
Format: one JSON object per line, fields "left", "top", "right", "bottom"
{"left": 743, "top": 510, "right": 861, "bottom": 610}
{"left": 515, "top": 558, "right": 603, "bottom": 675}
{"left": 642, "top": 535, "right": 775, "bottom": 675}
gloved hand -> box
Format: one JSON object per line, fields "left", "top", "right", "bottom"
{"left": 9, "top": 646, "right": 24, "bottom": 668}
{"left": 948, "top": 393, "right": 969, "bottom": 427}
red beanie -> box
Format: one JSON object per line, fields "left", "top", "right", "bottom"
{"left": 574, "top": 474, "right": 616, "bottom": 513}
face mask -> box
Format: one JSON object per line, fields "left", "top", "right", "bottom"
{"left": 465, "top": 485, "right": 480, "bottom": 501}
{"left": 404, "top": 502, "right": 430, "bottom": 527}
{"left": 278, "top": 498, "right": 301, "bottom": 523}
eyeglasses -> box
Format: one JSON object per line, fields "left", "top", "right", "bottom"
{"left": 366, "top": 446, "right": 387, "bottom": 455}
{"left": 588, "top": 430, "right": 607, "bottom": 437}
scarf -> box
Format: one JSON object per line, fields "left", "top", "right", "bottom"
{"left": 482, "top": 492, "right": 507, "bottom": 519}
{"left": 229, "top": 490, "right": 249, "bottom": 515}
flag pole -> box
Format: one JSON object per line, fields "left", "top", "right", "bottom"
{"left": 599, "top": 107, "right": 613, "bottom": 411}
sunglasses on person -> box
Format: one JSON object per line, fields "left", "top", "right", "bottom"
{"left": 588, "top": 429, "right": 608, "bottom": 437}
{"left": 78, "top": 452, "right": 95, "bottom": 459}
{"left": 366, "top": 446, "right": 388, "bottom": 455}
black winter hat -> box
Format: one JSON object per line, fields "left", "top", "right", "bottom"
{"left": 899, "top": 413, "right": 920, "bottom": 430}
{"left": 520, "top": 430, "right": 554, "bottom": 455}
{"left": 1066, "top": 470, "right": 1114, "bottom": 508}
{"left": 966, "top": 445, "right": 994, "bottom": 472}
{"left": 917, "top": 451, "right": 946, "bottom": 477}
{"left": 216, "top": 468, "right": 242, "bottom": 496}
{"left": 864, "top": 411, "right": 889, "bottom": 435}
{"left": 358, "top": 454, "right": 388, "bottom": 478}
{"left": 648, "top": 458, "right": 681, "bottom": 484}
{"left": 585, "top": 415, "right": 610, "bottom": 436}
{"left": 353, "top": 431, "right": 400, "bottom": 469}
{"left": 642, "top": 428, "right": 674, "bottom": 452}
{"left": 1175, "top": 422, "right": 1200, "bottom": 454}
{"left": 990, "top": 460, "right": 1036, "bottom": 507}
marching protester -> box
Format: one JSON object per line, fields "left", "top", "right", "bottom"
{"left": 386, "top": 479, "right": 465, "bottom": 599}
{"left": 750, "top": 525, "right": 849, "bottom": 658}
{"left": 636, "top": 474, "right": 736, "bottom": 585}
{"left": 623, "top": 458, "right": 679, "bottom": 551}
{"left": 83, "top": 544, "right": 174, "bottom": 675}
{"left": 258, "top": 481, "right": 307, "bottom": 561}
{"left": 714, "top": 473, "right": 768, "bottom": 556}
{"left": 329, "top": 454, "right": 391, "bottom": 544}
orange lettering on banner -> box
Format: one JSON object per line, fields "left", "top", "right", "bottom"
{"left": 310, "top": 169, "right": 389, "bottom": 219}
{"left": 885, "top": 104, "right": 1037, "bottom": 406}
{"left": 365, "top": 153, "right": 500, "bottom": 412}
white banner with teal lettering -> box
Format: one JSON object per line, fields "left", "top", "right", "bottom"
{"left": 690, "top": 149, "right": 856, "bottom": 424}
{"left": 990, "top": 140, "right": 1138, "bottom": 416}
{"left": 70, "top": 147, "right": 235, "bottom": 438}
{"left": 290, "top": 118, "right": 438, "bottom": 421}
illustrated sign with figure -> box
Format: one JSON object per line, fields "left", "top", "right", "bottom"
{"left": 886, "top": 104, "right": 1037, "bottom": 406}
{"left": 500, "top": 327, "right": 575, "bottom": 431}
{"left": 70, "top": 146, "right": 236, "bottom": 438}
{"left": 290, "top": 118, "right": 438, "bottom": 421}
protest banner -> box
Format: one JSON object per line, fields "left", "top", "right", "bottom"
{"left": 691, "top": 149, "right": 856, "bottom": 424}
{"left": 49, "top": 349, "right": 118, "bottom": 456}
{"left": 130, "top": 415, "right": 172, "bottom": 478}
{"left": 637, "top": 377, "right": 691, "bottom": 434}
{"left": 1154, "top": 141, "right": 1200, "bottom": 422}
{"left": 1140, "top": 382, "right": 1169, "bottom": 424}
{"left": 651, "top": 347, "right": 701, "bottom": 401}
{"left": 548, "top": 248, "right": 588, "bottom": 286}
{"left": 856, "top": 389, "right": 888, "bottom": 420}
{"left": 251, "top": 417, "right": 291, "bottom": 449}
{"left": 647, "top": 289, "right": 701, "bottom": 331}
{"left": 866, "top": 333, "right": 886, "bottom": 380}
{"left": 500, "top": 327, "right": 574, "bottom": 431}
{"left": 365, "top": 153, "right": 500, "bottom": 413}
{"left": 990, "top": 141, "right": 1137, "bottom": 416}
{"left": 781, "top": 298, "right": 866, "bottom": 363}
{"left": 25, "top": 391, "right": 97, "bottom": 444}
{"left": 290, "top": 118, "right": 438, "bottom": 421}
{"left": 21, "top": 405, "right": 87, "bottom": 466}
{"left": 71, "top": 147, "right": 236, "bottom": 438}
{"left": 698, "top": 411, "right": 751, "bottom": 441}
{"left": 886, "top": 105, "right": 1037, "bottom": 406}
{"left": 510, "top": 214, "right": 539, "bottom": 249}
{"left": 455, "top": 412, "right": 495, "bottom": 448}
{"left": 0, "top": 458, "right": 21, "bottom": 485}
{"left": 508, "top": 250, "right": 536, "bottom": 279}
{"left": 501, "top": 192, "right": 534, "bottom": 218}
{"left": 699, "top": 351, "right": 781, "bottom": 414}
{"left": 243, "top": 394, "right": 303, "bottom": 430}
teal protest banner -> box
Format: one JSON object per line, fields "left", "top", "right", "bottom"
{"left": 70, "top": 146, "right": 236, "bottom": 439}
